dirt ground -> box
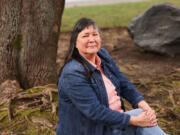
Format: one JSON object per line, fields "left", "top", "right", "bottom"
{"left": 57, "top": 26, "right": 180, "bottom": 134}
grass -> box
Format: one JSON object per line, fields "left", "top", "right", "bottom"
{"left": 61, "top": 0, "right": 180, "bottom": 31}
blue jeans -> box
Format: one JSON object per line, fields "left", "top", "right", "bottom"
{"left": 113, "top": 109, "right": 167, "bottom": 135}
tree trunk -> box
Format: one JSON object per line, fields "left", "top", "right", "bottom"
{"left": 0, "top": 0, "right": 65, "bottom": 89}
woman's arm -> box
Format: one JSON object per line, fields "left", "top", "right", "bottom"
{"left": 118, "top": 72, "right": 144, "bottom": 108}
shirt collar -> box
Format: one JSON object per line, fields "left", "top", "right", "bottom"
{"left": 87, "top": 55, "right": 101, "bottom": 69}
{"left": 80, "top": 54, "right": 102, "bottom": 72}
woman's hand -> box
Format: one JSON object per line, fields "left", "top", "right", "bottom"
{"left": 137, "top": 100, "right": 152, "bottom": 111}
{"left": 129, "top": 110, "right": 158, "bottom": 127}
{"left": 137, "top": 100, "right": 157, "bottom": 118}
{"left": 129, "top": 100, "right": 158, "bottom": 127}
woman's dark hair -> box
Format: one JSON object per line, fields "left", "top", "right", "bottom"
{"left": 58, "top": 18, "right": 100, "bottom": 80}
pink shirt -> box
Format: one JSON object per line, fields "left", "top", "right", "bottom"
{"left": 87, "top": 55, "right": 124, "bottom": 113}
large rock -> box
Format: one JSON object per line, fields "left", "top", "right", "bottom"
{"left": 128, "top": 2, "right": 180, "bottom": 57}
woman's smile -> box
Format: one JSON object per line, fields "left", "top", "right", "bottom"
{"left": 87, "top": 44, "right": 97, "bottom": 48}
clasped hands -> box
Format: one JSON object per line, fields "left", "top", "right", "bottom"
{"left": 129, "top": 100, "right": 158, "bottom": 127}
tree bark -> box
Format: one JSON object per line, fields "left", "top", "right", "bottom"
{"left": 0, "top": 0, "right": 65, "bottom": 89}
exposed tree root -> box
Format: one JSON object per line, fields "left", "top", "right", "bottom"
{"left": 51, "top": 102, "right": 57, "bottom": 114}
{"left": 3, "top": 87, "right": 58, "bottom": 123}
{"left": 31, "top": 116, "right": 53, "bottom": 128}
{"left": 31, "top": 116, "right": 56, "bottom": 135}
{"left": 7, "top": 99, "right": 13, "bottom": 121}
{"left": 16, "top": 93, "right": 44, "bottom": 99}
{"left": 19, "top": 100, "right": 42, "bottom": 109}
{"left": 0, "top": 114, "right": 7, "bottom": 122}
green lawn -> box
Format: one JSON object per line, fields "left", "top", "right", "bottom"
{"left": 61, "top": 0, "right": 180, "bottom": 31}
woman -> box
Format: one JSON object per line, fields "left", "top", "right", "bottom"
{"left": 57, "top": 18, "right": 167, "bottom": 135}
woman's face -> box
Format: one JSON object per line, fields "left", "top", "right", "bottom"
{"left": 76, "top": 25, "right": 101, "bottom": 58}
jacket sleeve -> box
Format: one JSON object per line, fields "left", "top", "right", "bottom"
{"left": 61, "top": 66, "right": 130, "bottom": 130}
{"left": 118, "top": 71, "right": 144, "bottom": 108}
{"left": 99, "top": 48, "right": 144, "bottom": 108}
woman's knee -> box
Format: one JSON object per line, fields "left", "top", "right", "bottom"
{"left": 125, "top": 108, "right": 144, "bottom": 116}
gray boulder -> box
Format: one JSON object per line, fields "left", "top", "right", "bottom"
{"left": 128, "top": 2, "right": 180, "bottom": 57}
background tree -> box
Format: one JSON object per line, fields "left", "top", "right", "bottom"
{"left": 0, "top": 0, "right": 65, "bottom": 89}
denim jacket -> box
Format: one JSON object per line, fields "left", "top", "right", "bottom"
{"left": 56, "top": 48, "right": 144, "bottom": 135}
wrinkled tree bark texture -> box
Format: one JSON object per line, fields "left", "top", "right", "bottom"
{"left": 0, "top": 0, "right": 65, "bottom": 89}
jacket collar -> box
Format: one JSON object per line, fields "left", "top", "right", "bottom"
{"left": 80, "top": 55, "right": 97, "bottom": 72}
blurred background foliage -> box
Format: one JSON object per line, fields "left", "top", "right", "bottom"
{"left": 61, "top": 0, "right": 180, "bottom": 31}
